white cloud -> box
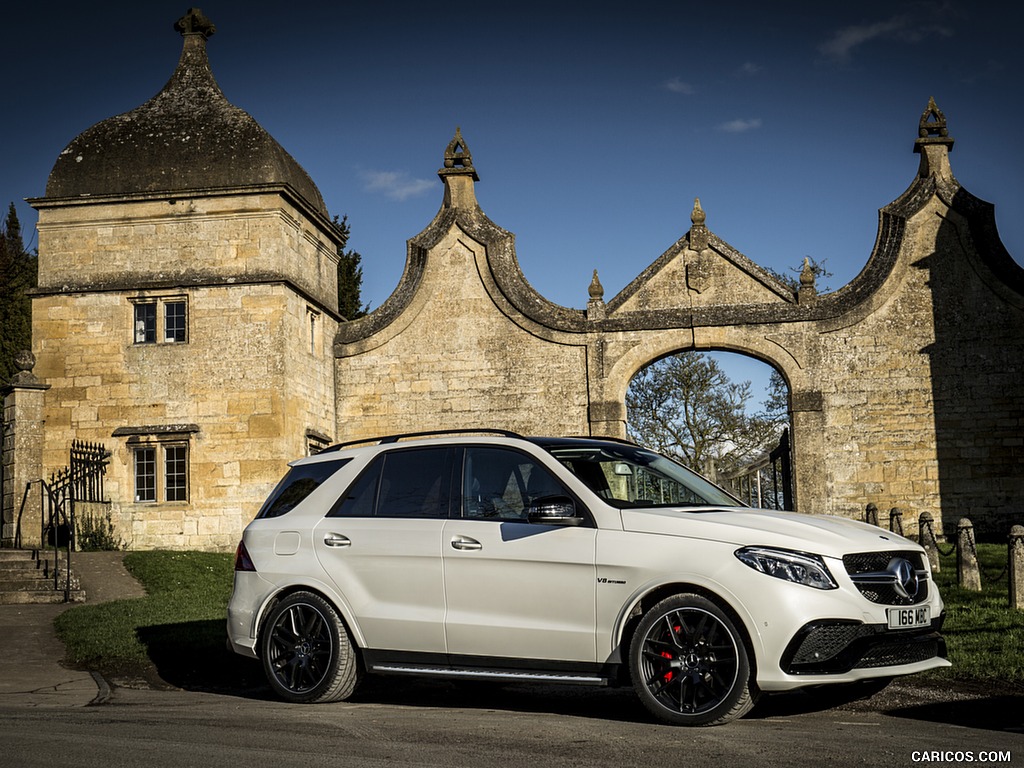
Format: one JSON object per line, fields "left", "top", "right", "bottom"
{"left": 361, "top": 170, "right": 434, "bottom": 201}
{"left": 737, "top": 61, "right": 762, "bottom": 76}
{"left": 819, "top": 17, "right": 907, "bottom": 62}
{"left": 718, "top": 118, "right": 762, "bottom": 134}
{"left": 818, "top": 14, "right": 953, "bottom": 63}
{"left": 664, "top": 77, "right": 695, "bottom": 95}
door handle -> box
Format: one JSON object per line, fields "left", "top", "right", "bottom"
{"left": 323, "top": 533, "right": 352, "bottom": 548}
{"left": 450, "top": 535, "right": 482, "bottom": 552}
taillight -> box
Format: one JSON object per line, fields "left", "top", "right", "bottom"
{"left": 234, "top": 540, "right": 256, "bottom": 572}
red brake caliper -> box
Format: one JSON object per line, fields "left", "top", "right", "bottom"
{"left": 662, "top": 624, "right": 682, "bottom": 681}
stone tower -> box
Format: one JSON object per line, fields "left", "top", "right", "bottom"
{"left": 27, "top": 9, "right": 342, "bottom": 548}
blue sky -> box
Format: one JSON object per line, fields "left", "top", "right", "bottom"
{"left": 3, "top": 1, "right": 1021, "bottom": 408}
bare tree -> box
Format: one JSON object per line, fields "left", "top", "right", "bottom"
{"left": 626, "top": 352, "right": 777, "bottom": 477}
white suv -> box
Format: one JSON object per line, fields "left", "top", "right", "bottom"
{"left": 226, "top": 431, "right": 948, "bottom": 726}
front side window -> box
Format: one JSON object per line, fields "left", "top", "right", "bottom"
{"left": 462, "top": 447, "right": 567, "bottom": 521}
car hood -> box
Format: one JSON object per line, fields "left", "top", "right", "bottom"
{"left": 619, "top": 506, "right": 918, "bottom": 559}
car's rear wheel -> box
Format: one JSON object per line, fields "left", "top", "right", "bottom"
{"left": 261, "top": 591, "right": 360, "bottom": 703}
{"left": 630, "top": 593, "right": 757, "bottom": 726}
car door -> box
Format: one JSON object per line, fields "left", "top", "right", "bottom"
{"left": 442, "top": 445, "right": 598, "bottom": 662}
{"left": 313, "top": 446, "right": 453, "bottom": 654}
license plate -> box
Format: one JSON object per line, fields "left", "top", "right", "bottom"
{"left": 887, "top": 605, "right": 931, "bottom": 630}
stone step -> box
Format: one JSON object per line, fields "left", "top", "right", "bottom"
{"left": 0, "top": 549, "right": 38, "bottom": 562}
{"left": 0, "top": 549, "right": 85, "bottom": 604}
{"left": 0, "top": 560, "right": 43, "bottom": 572}
{"left": 0, "top": 588, "right": 85, "bottom": 605}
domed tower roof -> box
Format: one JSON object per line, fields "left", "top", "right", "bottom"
{"left": 44, "top": 8, "right": 328, "bottom": 217}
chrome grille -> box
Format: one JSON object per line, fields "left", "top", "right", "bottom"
{"left": 843, "top": 550, "right": 929, "bottom": 606}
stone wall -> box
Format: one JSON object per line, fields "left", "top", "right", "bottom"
{"left": 27, "top": 191, "right": 341, "bottom": 549}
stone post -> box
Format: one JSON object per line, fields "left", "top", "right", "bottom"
{"left": 956, "top": 517, "right": 982, "bottom": 592}
{"left": 1, "top": 352, "right": 51, "bottom": 548}
{"left": 865, "top": 503, "right": 879, "bottom": 527}
{"left": 1010, "top": 525, "right": 1024, "bottom": 611}
{"left": 889, "top": 507, "right": 904, "bottom": 537}
{"left": 918, "top": 511, "right": 940, "bottom": 573}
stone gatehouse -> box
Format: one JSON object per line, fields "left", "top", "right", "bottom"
{"left": 2, "top": 11, "right": 1022, "bottom": 550}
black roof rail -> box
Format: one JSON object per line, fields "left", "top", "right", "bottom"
{"left": 532, "top": 434, "right": 641, "bottom": 447}
{"left": 322, "top": 428, "right": 525, "bottom": 452}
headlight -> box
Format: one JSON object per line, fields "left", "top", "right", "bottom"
{"left": 735, "top": 547, "right": 838, "bottom": 590}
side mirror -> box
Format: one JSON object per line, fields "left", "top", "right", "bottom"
{"left": 527, "top": 495, "right": 583, "bottom": 526}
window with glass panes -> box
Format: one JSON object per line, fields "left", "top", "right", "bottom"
{"left": 164, "top": 301, "right": 187, "bottom": 343}
{"left": 132, "top": 297, "right": 187, "bottom": 345}
{"left": 134, "top": 303, "right": 157, "bottom": 344}
{"left": 133, "top": 443, "right": 189, "bottom": 503}
{"left": 134, "top": 447, "right": 157, "bottom": 502}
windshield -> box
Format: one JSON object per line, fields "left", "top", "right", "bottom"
{"left": 547, "top": 443, "right": 742, "bottom": 509}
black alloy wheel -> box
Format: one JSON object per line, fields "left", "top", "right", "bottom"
{"left": 261, "top": 591, "right": 360, "bottom": 703}
{"left": 630, "top": 593, "right": 756, "bottom": 726}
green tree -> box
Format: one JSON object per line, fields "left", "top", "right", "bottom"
{"left": 626, "top": 351, "right": 777, "bottom": 477}
{"left": 0, "top": 203, "right": 37, "bottom": 382}
{"left": 332, "top": 215, "right": 368, "bottom": 320}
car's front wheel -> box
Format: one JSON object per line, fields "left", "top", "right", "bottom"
{"left": 261, "top": 591, "right": 361, "bottom": 703}
{"left": 630, "top": 593, "right": 757, "bottom": 726}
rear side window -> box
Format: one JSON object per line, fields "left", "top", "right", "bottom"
{"left": 328, "top": 446, "right": 452, "bottom": 518}
{"left": 256, "top": 459, "right": 351, "bottom": 519}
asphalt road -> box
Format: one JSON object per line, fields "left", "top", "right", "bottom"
{"left": 3, "top": 677, "right": 1022, "bottom": 768}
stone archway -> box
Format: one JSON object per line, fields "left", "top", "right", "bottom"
{"left": 334, "top": 106, "right": 1024, "bottom": 535}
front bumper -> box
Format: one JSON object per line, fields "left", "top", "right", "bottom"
{"left": 781, "top": 615, "right": 947, "bottom": 675}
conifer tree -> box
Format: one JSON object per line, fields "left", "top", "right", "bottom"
{"left": 332, "top": 215, "right": 368, "bottom": 320}
{"left": 0, "top": 204, "right": 37, "bottom": 382}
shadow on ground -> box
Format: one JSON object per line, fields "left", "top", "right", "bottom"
{"left": 134, "top": 621, "right": 1024, "bottom": 732}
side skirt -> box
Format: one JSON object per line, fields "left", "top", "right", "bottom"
{"left": 362, "top": 650, "right": 620, "bottom": 687}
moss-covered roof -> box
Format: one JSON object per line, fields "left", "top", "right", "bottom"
{"left": 45, "top": 10, "right": 327, "bottom": 216}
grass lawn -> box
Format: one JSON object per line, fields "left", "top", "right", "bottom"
{"left": 54, "top": 550, "right": 261, "bottom": 689}
{"left": 53, "top": 545, "right": 1024, "bottom": 691}
{"left": 922, "top": 543, "right": 1024, "bottom": 687}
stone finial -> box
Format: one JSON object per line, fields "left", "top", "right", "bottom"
{"left": 689, "top": 198, "right": 708, "bottom": 251}
{"left": 6, "top": 349, "right": 42, "bottom": 388}
{"left": 914, "top": 97, "right": 955, "bottom": 180}
{"left": 798, "top": 257, "right": 818, "bottom": 304}
{"left": 917, "top": 96, "right": 951, "bottom": 143}
{"left": 175, "top": 7, "right": 216, "bottom": 38}
{"left": 438, "top": 127, "right": 480, "bottom": 209}
{"left": 14, "top": 349, "right": 35, "bottom": 374}
{"left": 587, "top": 270, "right": 607, "bottom": 320}
{"left": 440, "top": 127, "right": 479, "bottom": 179}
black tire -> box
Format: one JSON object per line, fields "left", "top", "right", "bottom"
{"left": 261, "top": 591, "right": 361, "bottom": 703}
{"left": 629, "top": 593, "right": 757, "bottom": 726}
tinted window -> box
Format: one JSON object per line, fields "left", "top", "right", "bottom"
{"left": 328, "top": 458, "right": 381, "bottom": 517}
{"left": 378, "top": 448, "right": 451, "bottom": 518}
{"left": 328, "top": 447, "right": 451, "bottom": 518}
{"left": 462, "top": 447, "right": 567, "bottom": 520}
{"left": 256, "top": 459, "right": 351, "bottom": 519}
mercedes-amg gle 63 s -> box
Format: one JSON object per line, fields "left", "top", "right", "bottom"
{"left": 227, "top": 431, "right": 948, "bottom": 726}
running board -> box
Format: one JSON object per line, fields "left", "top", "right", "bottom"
{"left": 369, "top": 663, "right": 608, "bottom": 686}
